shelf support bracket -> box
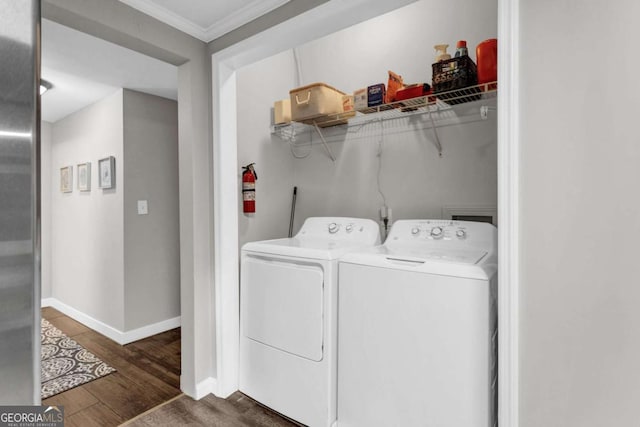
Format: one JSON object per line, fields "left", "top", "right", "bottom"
{"left": 312, "top": 121, "right": 336, "bottom": 162}
{"left": 481, "top": 105, "right": 489, "bottom": 120}
{"left": 480, "top": 105, "right": 496, "bottom": 120}
{"left": 427, "top": 105, "right": 443, "bottom": 157}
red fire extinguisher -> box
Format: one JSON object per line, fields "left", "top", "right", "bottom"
{"left": 242, "top": 163, "right": 257, "bottom": 213}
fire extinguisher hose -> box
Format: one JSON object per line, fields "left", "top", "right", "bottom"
{"left": 288, "top": 186, "right": 297, "bottom": 238}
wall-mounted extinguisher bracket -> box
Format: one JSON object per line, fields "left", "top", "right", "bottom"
{"left": 242, "top": 163, "right": 257, "bottom": 213}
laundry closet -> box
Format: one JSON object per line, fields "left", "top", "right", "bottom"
{"left": 233, "top": 0, "right": 498, "bottom": 425}
{"left": 236, "top": 0, "right": 497, "bottom": 247}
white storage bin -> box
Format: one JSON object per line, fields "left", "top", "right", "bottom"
{"left": 289, "top": 83, "right": 346, "bottom": 123}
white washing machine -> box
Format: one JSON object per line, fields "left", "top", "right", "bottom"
{"left": 337, "top": 220, "right": 497, "bottom": 427}
{"left": 240, "top": 217, "right": 381, "bottom": 427}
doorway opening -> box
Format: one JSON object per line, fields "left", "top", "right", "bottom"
{"left": 212, "top": 1, "right": 519, "bottom": 425}
{"left": 212, "top": 2, "right": 517, "bottom": 425}
{"left": 39, "top": 18, "right": 183, "bottom": 422}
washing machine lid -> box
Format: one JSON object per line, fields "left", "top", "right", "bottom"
{"left": 339, "top": 246, "right": 496, "bottom": 280}
{"left": 243, "top": 237, "right": 374, "bottom": 260}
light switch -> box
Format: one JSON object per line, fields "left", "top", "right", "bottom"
{"left": 137, "top": 200, "right": 148, "bottom": 215}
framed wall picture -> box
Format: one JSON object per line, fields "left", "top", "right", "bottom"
{"left": 98, "top": 156, "right": 115, "bottom": 189}
{"left": 77, "top": 162, "right": 91, "bottom": 191}
{"left": 60, "top": 166, "right": 73, "bottom": 193}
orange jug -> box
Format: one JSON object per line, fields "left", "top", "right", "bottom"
{"left": 476, "top": 39, "right": 497, "bottom": 87}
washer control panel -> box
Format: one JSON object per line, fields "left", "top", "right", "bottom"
{"left": 297, "top": 217, "right": 381, "bottom": 243}
{"left": 387, "top": 219, "right": 496, "bottom": 246}
{"left": 396, "top": 220, "right": 468, "bottom": 241}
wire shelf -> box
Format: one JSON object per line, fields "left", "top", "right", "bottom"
{"left": 271, "top": 81, "right": 497, "bottom": 141}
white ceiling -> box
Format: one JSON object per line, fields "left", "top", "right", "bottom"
{"left": 41, "top": 1, "right": 293, "bottom": 122}
{"left": 41, "top": 19, "right": 178, "bottom": 123}
{"left": 119, "top": 0, "right": 290, "bottom": 42}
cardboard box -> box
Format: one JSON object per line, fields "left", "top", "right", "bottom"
{"left": 342, "top": 94, "right": 354, "bottom": 112}
{"left": 273, "top": 99, "right": 291, "bottom": 125}
{"left": 367, "top": 84, "right": 386, "bottom": 107}
{"left": 353, "top": 88, "right": 367, "bottom": 110}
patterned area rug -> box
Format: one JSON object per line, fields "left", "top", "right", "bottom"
{"left": 41, "top": 319, "right": 116, "bottom": 399}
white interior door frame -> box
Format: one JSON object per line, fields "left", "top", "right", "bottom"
{"left": 212, "top": 1, "right": 520, "bottom": 426}
{"left": 497, "top": 0, "right": 520, "bottom": 425}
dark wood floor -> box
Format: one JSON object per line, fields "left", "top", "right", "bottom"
{"left": 42, "top": 307, "right": 182, "bottom": 427}
{"left": 122, "top": 392, "right": 300, "bottom": 427}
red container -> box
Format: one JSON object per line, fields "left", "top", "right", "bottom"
{"left": 396, "top": 84, "right": 434, "bottom": 111}
{"left": 395, "top": 84, "right": 429, "bottom": 101}
{"left": 476, "top": 38, "right": 497, "bottom": 86}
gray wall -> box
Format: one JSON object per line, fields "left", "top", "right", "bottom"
{"left": 51, "top": 90, "right": 125, "bottom": 330}
{"left": 519, "top": 0, "right": 640, "bottom": 425}
{"left": 49, "top": 89, "right": 180, "bottom": 334}
{"left": 123, "top": 89, "right": 180, "bottom": 330}
{"left": 236, "top": 51, "right": 295, "bottom": 244}
{"left": 236, "top": 0, "right": 497, "bottom": 246}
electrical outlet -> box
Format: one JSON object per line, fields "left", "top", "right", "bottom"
{"left": 379, "top": 206, "right": 388, "bottom": 220}
{"left": 137, "top": 200, "right": 148, "bottom": 215}
{"left": 379, "top": 206, "right": 392, "bottom": 222}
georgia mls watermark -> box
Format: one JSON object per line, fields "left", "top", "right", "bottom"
{"left": 0, "top": 406, "right": 64, "bottom": 427}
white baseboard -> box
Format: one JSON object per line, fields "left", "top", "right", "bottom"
{"left": 122, "top": 316, "right": 182, "bottom": 344}
{"left": 194, "top": 377, "right": 218, "bottom": 400}
{"left": 183, "top": 376, "right": 233, "bottom": 400}
{"left": 41, "top": 297, "right": 180, "bottom": 345}
{"left": 41, "top": 298, "right": 55, "bottom": 308}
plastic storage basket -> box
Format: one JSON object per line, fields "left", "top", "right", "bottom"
{"left": 289, "top": 83, "right": 348, "bottom": 125}
{"left": 432, "top": 56, "right": 481, "bottom": 104}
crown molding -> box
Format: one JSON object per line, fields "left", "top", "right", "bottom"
{"left": 119, "top": 0, "right": 290, "bottom": 42}
{"left": 119, "top": 0, "right": 207, "bottom": 40}
{"left": 202, "top": 0, "right": 290, "bottom": 42}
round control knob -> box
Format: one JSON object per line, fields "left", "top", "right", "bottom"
{"left": 345, "top": 224, "right": 354, "bottom": 233}
{"left": 430, "top": 226, "right": 444, "bottom": 238}
{"left": 411, "top": 227, "right": 420, "bottom": 235}
{"left": 456, "top": 229, "right": 467, "bottom": 239}
{"left": 328, "top": 223, "right": 339, "bottom": 234}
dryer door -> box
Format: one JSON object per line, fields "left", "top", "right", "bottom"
{"left": 242, "top": 255, "right": 324, "bottom": 361}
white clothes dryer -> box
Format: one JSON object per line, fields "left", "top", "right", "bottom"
{"left": 337, "top": 220, "right": 497, "bottom": 427}
{"left": 240, "top": 217, "right": 381, "bottom": 427}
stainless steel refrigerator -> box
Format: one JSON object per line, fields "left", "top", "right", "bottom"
{"left": 0, "top": 0, "right": 41, "bottom": 404}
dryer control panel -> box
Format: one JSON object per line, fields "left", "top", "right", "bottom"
{"left": 387, "top": 220, "right": 496, "bottom": 250}
{"left": 296, "top": 217, "right": 381, "bottom": 244}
